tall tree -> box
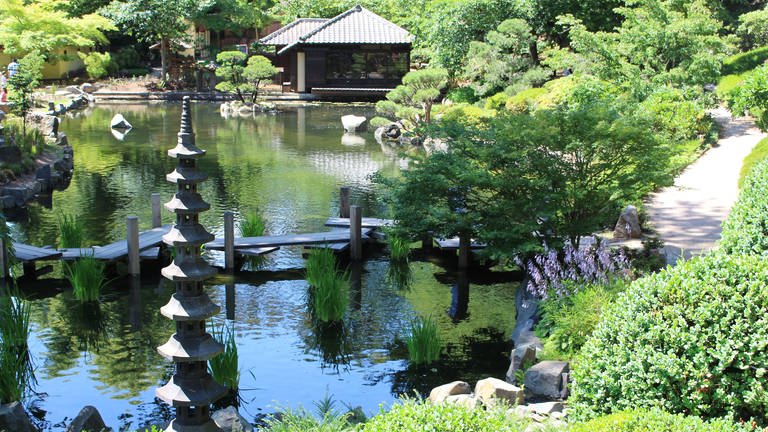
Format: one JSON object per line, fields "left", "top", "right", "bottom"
{"left": 0, "top": 0, "right": 114, "bottom": 59}
{"left": 100, "top": 0, "right": 196, "bottom": 79}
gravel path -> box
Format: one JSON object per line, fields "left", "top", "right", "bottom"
{"left": 646, "top": 108, "right": 766, "bottom": 264}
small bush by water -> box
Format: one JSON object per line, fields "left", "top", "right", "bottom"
{"left": 209, "top": 321, "right": 240, "bottom": 392}
{"left": 405, "top": 316, "right": 441, "bottom": 366}
{"left": 57, "top": 212, "right": 84, "bottom": 248}
{"left": 66, "top": 255, "right": 108, "bottom": 302}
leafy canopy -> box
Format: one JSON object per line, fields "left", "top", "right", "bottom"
{"left": 376, "top": 68, "right": 448, "bottom": 126}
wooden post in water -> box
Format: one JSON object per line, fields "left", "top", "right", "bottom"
{"left": 458, "top": 234, "right": 470, "bottom": 270}
{"left": 340, "top": 186, "right": 351, "bottom": 218}
{"left": 0, "top": 238, "right": 7, "bottom": 281}
{"left": 224, "top": 211, "right": 235, "bottom": 270}
{"left": 151, "top": 193, "right": 162, "bottom": 228}
{"left": 127, "top": 216, "right": 140, "bottom": 277}
{"left": 350, "top": 205, "right": 362, "bottom": 261}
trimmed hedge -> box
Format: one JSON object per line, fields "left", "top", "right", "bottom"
{"left": 738, "top": 137, "right": 768, "bottom": 187}
{"left": 722, "top": 46, "right": 768, "bottom": 76}
{"left": 721, "top": 158, "right": 768, "bottom": 255}
{"left": 568, "top": 409, "right": 752, "bottom": 432}
{"left": 570, "top": 253, "right": 768, "bottom": 424}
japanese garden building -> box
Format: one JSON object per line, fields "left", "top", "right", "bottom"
{"left": 259, "top": 5, "right": 413, "bottom": 98}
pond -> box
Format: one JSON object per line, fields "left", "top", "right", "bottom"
{"left": 9, "top": 103, "right": 518, "bottom": 431}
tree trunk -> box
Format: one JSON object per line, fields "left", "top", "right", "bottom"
{"left": 160, "top": 38, "right": 170, "bottom": 81}
{"left": 529, "top": 40, "right": 539, "bottom": 66}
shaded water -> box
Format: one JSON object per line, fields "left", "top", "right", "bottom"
{"left": 9, "top": 103, "right": 517, "bottom": 431}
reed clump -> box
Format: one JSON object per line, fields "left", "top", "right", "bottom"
{"left": 240, "top": 212, "right": 267, "bottom": 268}
{"left": 405, "top": 315, "right": 442, "bottom": 365}
{"left": 57, "top": 212, "right": 84, "bottom": 248}
{"left": 388, "top": 235, "right": 411, "bottom": 261}
{"left": 306, "top": 248, "right": 349, "bottom": 323}
{"left": 0, "top": 287, "right": 33, "bottom": 404}
{"left": 66, "top": 254, "right": 108, "bottom": 302}
{"left": 209, "top": 321, "right": 240, "bottom": 392}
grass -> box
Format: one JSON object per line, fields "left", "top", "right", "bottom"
{"left": 0, "top": 287, "right": 33, "bottom": 404}
{"left": 311, "top": 269, "right": 349, "bottom": 323}
{"left": 306, "top": 248, "right": 337, "bottom": 288}
{"left": 405, "top": 315, "right": 442, "bottom": 366}
{"left": 240, "top": 212, "right": 267, "bottom": 269}
{"left": 739, "top": 136, "right": 768, "bottom": 187}
{"left": 387, "top": 235, "right": 411, "bottom": 261}
{"left": 65, "top": 254, "right": 108, "bottom": 302}
{"left": 209, "top": 321, "right": 240, "bottom": 392}
{"left": 57, "top": 212, "right": 84, "bottom": 248}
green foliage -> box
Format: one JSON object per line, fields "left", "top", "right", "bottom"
{"left": 240, "top": 212, "right": 266, "bottom": 237}
{"left": 568, "top": 409, "right": 752, "bottom": 432}
{"left": 306, "top": 248, "right": 337, "bottom": 288}
{"left": 65, "top": 255, "right": 108, "bottom": 302}
{"left": 387, "top": 235, "right": 411, "bottom": 261}
{"left": 7, "top": 52, "right": 44, "bottom": 134}
{"left": 377, "top": 68, "right": 448, "bottom": 126}
{"left": 536, "top": 280, "right": 626, "bottom": 358}
{"left": 243, "top": 55, "right": 278, "bottom": 102}
{"left": 729, "top": 63, "right": 768, "bottom": 130}
{"left": 721, "top": 158, "right": 768, "bottom": 255}
{"left": 209, "top": 321, "right": 239, "bottom": 391}
{"left": 0, "top": 0, "right": 114, "bottom": 58}
{"left": 112, "top": 47, "right": 142, "bottom": 70}
{"left": 359, "top": 397, "right": 532, "bottom": 431}
{"left": 404, "top": 315, "right": 441, "bottom": 365}
{"left": 0, "top": 213, "right": 16, "bottom": 266}
{"left": 638, "top": 87, "right": 712, "bottom": 142}
{"left": 738, "top": 136, "right": 768, "bottom": 187}
{"left": 0, "top": 287, "right": 33, "bottom": 404}
{"left": 78, "top": 51, "right": 116, "bottom": 79}
{"left": 262, "top": 404, "right": 351, "bottom": 432}
{"left": 570, "top": 253, "right": 768, "bottom": 424}
{"left": 439, "top": 104, "right": 496, "bottom": 128}
{"left": 736, "top": 8, "right": 768, "bottom": 50}
{"left": 717, "top": 73, "right": 747, "bottom": 101}
{"left": 215, "top": 50, "right": 249, "bottom": 102}
{"left": 504, "top": 87, "right": 548, "bottom": 113}
{"left": 306, "top": 248, "right": 348, "bottom": 323}
{"left": 484, "top": 92, "right": 510, "bottom": 110}
{"left": 57, "top": 212, "right": 84, "bottom": 248}
{"left": 445, "top": 87, "right": 478, "bottom": 104}
{"left": 462, "top": 19, "right": 549, "bottom": 98}
{"left": 722, "top": 46, "right": 768, "bottom": 75}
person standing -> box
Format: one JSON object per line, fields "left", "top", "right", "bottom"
{"left": 7, "top": 59, "right": 19, "bottom": 78}
{"left": 0, "top": 69, "right": 6, "bottom": 89}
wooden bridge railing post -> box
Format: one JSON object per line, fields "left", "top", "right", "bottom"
{"left": 127, "top": 216, "right": 140, "bottom": 277}
{"left": 151, "top": 193, "right": 162, "bottom": 228}
{"left": 0, "top": 238, "right": 8, "bottom": 281}
{"left": 350, "top": 205, "right": 362, "bottom": 261}
{"left": 340, "top": 186, "right": 351, "bottom": 218}
{"left": 224, "top": 211, "right": 235, "bottom": 270}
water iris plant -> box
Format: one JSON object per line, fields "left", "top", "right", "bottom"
{"left": 306, "top": 248, "right": 349, "bottom": 323}
{"left": 57, "top": 212, "right": 84, "bottom": 248}
{"left": 0, "top": 287, "right": 33, "bottom": 404}
{"left": 405, "top": 315, "right": 442, "bottom": 365}
{"left": 66, "top": 254, "right": 108, "bottom": 302}
{"left": 209, "top": 321, "right": 240, "bottom": 393}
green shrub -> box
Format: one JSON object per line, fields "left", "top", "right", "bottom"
{"left": 484, "top": 92, "right": 510, "bottom": 110}
{"left": 359, "top": 397, "right": 533, "bottom": 432}
{"left": 112, "top": 47, "right": 141, "bottom": 70}
{"left": 263, "top": 407, "right": 351, "bottom": 432}
{"left": 66, "top": 255, "right": 108, "bottom": 302}
{"left": 306, "top": 248, "right": 337, "bottom": 288}
{"left": 536, "top": 280, "right": 627, "bottom": 359}
{"left": 446, "top": 87, "right": 478, "bottom": 104}
{"left": 439, "top": 103, "right": 496, "bottom": 128}
{"left": 571, "top": 253, "right": 768, "bottom": 424}
{"left": 311, "top": 269, "right": 349, "bottom": 323}
{"left": 568, "top": 409, "right": 753, "bottom": 432}
{"left": 209, "top": 321, "right": 239, "bottom": 391}
{"left": 78, "top": 51, "right": 116, "bottom": 79}
{"left": 639, "top": 87, "right": 710, "bottom": 142}
{"left": 504, "top": 87, "right": 548, "bottom": 113}
{"left": 722, "top": 46, "right": 768, "bottom": 75}
{"left": 729, "top": 63, "right": 768, "bottom": 130}
{"left": 404, "top": 315, "right": 441, "bottom": 365}
{"left": 57, "top": 212, "right": 84, "bottom": 248}
{"left": 738, "top": 136, "right": 768, "bottom": 187}
{"left": 717, "top": 74, "right": 746, "bottom": 102}
{"left": 722, "top": 158, "right": 768, "bottom": 255}
{"left": 387, "top": 235, "right": 410, "bottom": 261}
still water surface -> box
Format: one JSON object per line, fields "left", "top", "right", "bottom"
{"left": 11, "top": 103, "right": 516, "bottom": 431}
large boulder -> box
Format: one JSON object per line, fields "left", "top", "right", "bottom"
{"left": 374, "top": 123, "right": 402, "bottom": 144}
{"left": 505, "top": 345, "right": 537, "bottom": 385}
{"left": 524, "top": 361, "right": 569, "bottom": 400}
{"left": 212, "top": 406, "right": 254, "bottom": 432}
{"left": 81, "top": 83, "right": 99, "bottom": 93}
{"left": 66, "top": 406, "right": 111, "bottom": 432}
{"left": 110, "top": 114, "right": 132, "bottom": 130}
{"left": 428, "top": 381, "right": 472, "bottom": 403}
{"left": 0, "top": 402, "right": 38, "bottom": 432}
{"left": 341, "top": 115, "right": 367, "bottom": 133}
{"left": 475, "top": 377, "right": 524, "bottom": 406}
{"left": 613, "top": 205, "right": 642, "bottom": 239}
{"left": 0, "top": 145, "right": 22, "bottom": 164}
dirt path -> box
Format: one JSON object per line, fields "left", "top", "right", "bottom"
{"left": 646, "top": 108, "right": 766, "bottom": 264}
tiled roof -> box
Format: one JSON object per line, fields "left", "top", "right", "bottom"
{"left": 260, "top": 5, "right": 413, "bottom": 54}
{"left": 259, "top": 18, "right": 328, "bottom": 46}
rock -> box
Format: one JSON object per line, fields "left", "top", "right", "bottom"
{"left": 527, "top": 401, "right": 563, "bottom": 415}
{"left": 428, "top": 381, "right": 472, "bottom": 403}
{"left": 0, "top": 111, "right": 6, "bottom": 123}
{"left": 56, "top": 103, "right": 67, "bottom": 114}
{"left": 110, "top": 114, "right": 132, "bottom": 130}
{"left": 614, "top": 205, "right": 642, "bottom": 239}
{"left": 212, "top": 406, "right": 254, "bottom": 432}
{"left": 0, "top": 145, "right": 22, "bottom": 164}
{"left": 444, "top": 394, "right": 478, "bottom": 409}
{"left": 341, "top": 115, "right": 367, "bottom": 133}
{"left": 238, "top": 104, "right": 254, "bottom": 115}
{"left": 475, "top": 377, "right": 524, "bottom": 406}
{"left": 0, "top": 402, "right": 38, "bottom": 432}
{"left": 374, "top": 123, "right": 402, "bottom": 143}
{"left": 65, "top": 85, "right": 82, "bottom": 95}
{"left": 55, "top": 132, "right": 68, "bottom": 147}
{"left": 36, "top": 164, "right": 52, "bottom": 182}
{"left": 505, "top": 345, "right": 537, "bottom": 384}
{"left": 511, "top": 405, "right": 530, "bottom": 419}
{"left": 81, "top": 83, "right": 98, "bottom": 93}
{"left": 524, "top": 361, "right": 569, "bottom": 400}
{"left": 423, "top": 138, "right": 448, "bottom": 154}
{"left": 66, "top": 406, "right": 111, "bottom": 432}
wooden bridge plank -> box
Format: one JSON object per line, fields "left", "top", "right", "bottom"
{"left": 324, "top": 217, "right": 393, "bottom": 228}
{"left": 237, "top": 247, "right": 280, "bottom": 257}
{"left": 13, "top": 243, "right": 63, "bottom": 262}
{"left": 206, "top": 229, "right": 372, "bottom": 251}
{"left": 305, "top": 242, "right": 350, "bottom": 252}
{"left": 435, "top": 238, "right": 487, "bottom": 250}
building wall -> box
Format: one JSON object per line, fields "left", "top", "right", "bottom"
{"left": 1, "top": 48, "right": 86, "bottom": 79}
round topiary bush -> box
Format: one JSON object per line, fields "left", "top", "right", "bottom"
{"left": 570, "top": 253, "right": 768, "bottom": 424}
{"left": 721, "top": 158, "right": 768, "bottom": 255}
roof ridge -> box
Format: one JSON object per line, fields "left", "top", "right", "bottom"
{"left": 298, "top": 5, "right": 363, "bottom": 42}
{"left": 259, "top": 17, "right": 329, "bottom": 43}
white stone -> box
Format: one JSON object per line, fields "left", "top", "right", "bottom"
{"left": 527, "top": 401, "right": 564, "bottom": 415}
{"left": 110, "top": 113, "right": 132, "bottom": 130}
{"left": 428, "top": 381, "right": 472, "bottom": 403}
{"left": 474, "top": 377, "right": 524, "bottom": 406}
{"left": 81, "top": 83, "right": 99, "bottom": 93}
{"left": 212, "top": 406, "right": 253, "bottom": 432}
{"left": 341, "top": 115, "right": 367, "bottom": 133}
{"left": 524, "top": 361, "right": 569, "bottom": 399}
{"left": 444, "top": 394, "right": 478, "bottom": 409}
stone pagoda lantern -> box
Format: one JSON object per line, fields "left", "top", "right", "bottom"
{"left": 156, "top": 96, "right": 226, "bottom": 431}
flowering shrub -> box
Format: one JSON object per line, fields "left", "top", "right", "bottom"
{"left": 522, "top": 237, "right": 630, "bottom": 299}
